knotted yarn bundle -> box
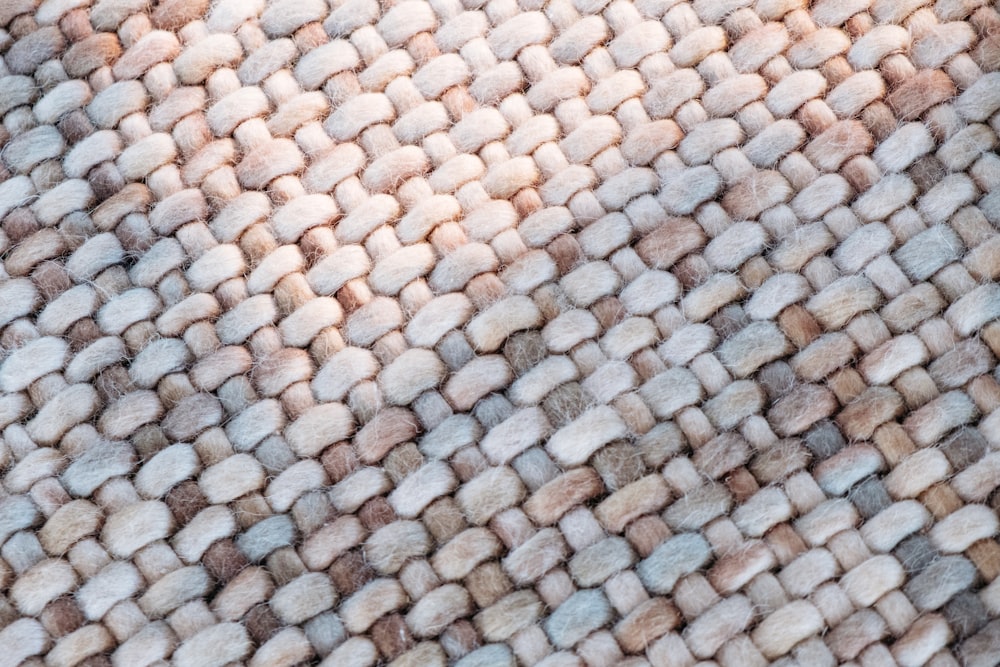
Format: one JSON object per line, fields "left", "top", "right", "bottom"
{"left": 2, "top": 0, "right": 1000, "bottom": 665}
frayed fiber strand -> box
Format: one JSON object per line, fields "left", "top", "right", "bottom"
{"left": 2, "top": 0, "right": 1000, "bottom": 666}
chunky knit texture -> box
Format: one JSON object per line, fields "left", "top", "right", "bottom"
{"left": 3, "top": 0, "right": 1000, "bottom": 665}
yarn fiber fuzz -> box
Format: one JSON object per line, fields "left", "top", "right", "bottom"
{"left": 2, "top": 0, "right": 1000, "bottom": 665}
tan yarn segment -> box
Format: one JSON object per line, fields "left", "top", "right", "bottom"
{"left": 2, "top": 0, "right": 1000, "bottom": 665}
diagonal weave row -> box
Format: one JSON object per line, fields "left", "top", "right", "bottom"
{"left": 2, "top": 0, "right": 1000, "bottom": 665}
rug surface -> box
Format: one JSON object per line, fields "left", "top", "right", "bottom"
{"left": 2, "top": 0, "right": 1000, "bottom": 665}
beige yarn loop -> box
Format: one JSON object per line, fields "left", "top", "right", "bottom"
{"left": 2, "top": 0, "right": 1000, "bottom": 666}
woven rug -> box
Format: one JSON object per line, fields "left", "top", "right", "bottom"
{"left": 3, "top": 0, "right": 1000, "bottom": 665}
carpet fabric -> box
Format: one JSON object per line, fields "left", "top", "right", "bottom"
{"left": 2, "top": 0, "right": 1000, "bottom": 665}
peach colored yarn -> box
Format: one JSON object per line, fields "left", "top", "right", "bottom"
{"left": 2, "top": 0, "right": 1000, "bottom": 665}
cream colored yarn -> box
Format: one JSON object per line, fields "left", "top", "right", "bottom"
{"left": 2, "top": 0, "right": 1000, "bottom": 665}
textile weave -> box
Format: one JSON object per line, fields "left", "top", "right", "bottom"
{"left": 2, "top": 0, "right": 1000, "bottom": 665}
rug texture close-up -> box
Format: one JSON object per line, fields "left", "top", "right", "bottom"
{"left": 3, "top": 0, "right": 1000, "bottom": 665}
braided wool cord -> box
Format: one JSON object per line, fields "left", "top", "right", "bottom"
{"left": 2, "top": 0, "right": 1000, "bottom": 665}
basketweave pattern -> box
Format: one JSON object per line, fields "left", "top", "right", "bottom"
{"left": 2, "top": 0, "right": 1000, "bottom": 664}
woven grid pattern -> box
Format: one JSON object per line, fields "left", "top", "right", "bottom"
{"left": 2, "top": 0, "right": 1000, "bottom": 665}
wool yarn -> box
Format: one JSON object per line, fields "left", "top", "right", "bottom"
{"left": 2, "top": 0, "right": 1000, "bottom": 665}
